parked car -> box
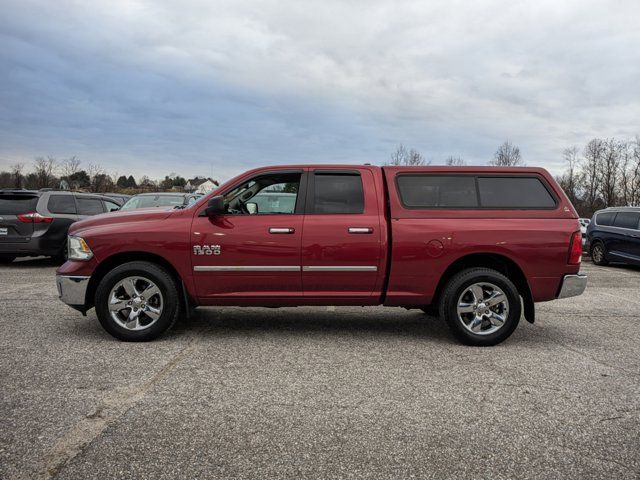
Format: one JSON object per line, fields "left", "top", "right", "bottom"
{"left": 120, "top": 192, "right": 201, "bottom": 210}
{"left": 56, "top": 165, "right": 586, "bottom": 346}
{"left": 578, "top": 218, "right": 590, "bottom": 247}
{"left": 586, "top": 207, "right": 640, "bottom": 266}
{"left": 0, "top": 190, "right": 121, "bottom": 263}
{"left": 103, "top": 193, "right": 131, "bottom": 206}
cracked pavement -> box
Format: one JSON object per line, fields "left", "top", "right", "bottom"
{"left": 0, "top": 258, "right": 639, "bottom": 479}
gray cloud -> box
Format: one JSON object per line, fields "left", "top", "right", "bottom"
{"left": 1, "top": 0, "right": 639, "bottom": 181}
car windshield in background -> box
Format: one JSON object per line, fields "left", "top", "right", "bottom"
{"left": 121, "top": 195, "right": 186, "bottom": 210}
{"left": 252, "top": 192, "right": 297, "bottom": 214}
{"left": 0, "top": 195, "right": 39, "bottom": 214}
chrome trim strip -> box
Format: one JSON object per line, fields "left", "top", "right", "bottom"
{"left": 194, "top": 265, "right": 301, "bottom": 272}
{"left": 302, "top": 266, "right": 378, "bottom": 272}
{"left": 194, "top": 265, "right": 379, "bottom": 272}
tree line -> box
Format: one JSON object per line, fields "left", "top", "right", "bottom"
{"left": 386, "top": 141, "right": 523, "bottom": 168}
{"left": 0, "top": 156, "right": 211, "bottom": 194}
{"left": 4, "top": 138, "right": 639, "bottom": 217}
{"left": 556, "top": 137, "right": 640, "bottom": 217}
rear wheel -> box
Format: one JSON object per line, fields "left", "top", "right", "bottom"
{"left": 439, "top": 268, "right": 521, "bottom": 346}
{"left": 95, "top": 261, "right": 181, "bottom": 341}
{"left": 0, "top": 255, "right": 16, "bottom": 264}
{"left": 590, "top": 242, "right": 609, "bottom": 266}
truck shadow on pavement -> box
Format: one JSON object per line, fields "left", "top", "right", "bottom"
{"left": 170, "top": 308, "right": 457, "bottom": 344}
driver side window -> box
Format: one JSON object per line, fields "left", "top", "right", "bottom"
{"left": 223, "top": 173, "right": 301, "bottom": 215}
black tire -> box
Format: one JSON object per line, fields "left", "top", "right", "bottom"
{"left": 94, "top": 261, "right": 181, "bottom": 341}
{"left": 590, "top": 241, "right": 609, "bottom": 266}
{"left": 0, "top": 255, "right": 16, "bottom": 264}
{"left": 53, "top": 244, "right": 68, "bottom": 264}
{"left": 421, "top": 306, "right": 438, "bottom": 316}
{"left": 439, "top": 268, "right": 521, "bottom": 346}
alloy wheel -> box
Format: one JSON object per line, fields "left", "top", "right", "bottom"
{"left": 108, "top": 276, "right": 163, "bottom": 331}
{"left": 456, "top": 282, "right": 509, "bottom": 335}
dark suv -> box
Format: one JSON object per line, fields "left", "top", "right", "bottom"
{"left": 586, "top": 207, "right": 640, "bottom": 266}
{"left": 0, "top": 190, "right": 121, "bottom": 263}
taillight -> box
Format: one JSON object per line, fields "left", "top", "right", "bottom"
{"left": 16, "top": 212, "right": 53, "bottom": 223}
{"left": 568, "top": 231, "right": 582, "bottom": 265}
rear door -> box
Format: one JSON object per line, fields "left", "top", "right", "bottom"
{"left": 0, "top": 192, "right": 39, "bottom": 243}
{"left": 301, "top": 169, "right": 384, "bottom": 300}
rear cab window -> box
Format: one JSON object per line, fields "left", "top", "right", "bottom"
{"left": 477, "top": 177, "right": 556, "bottom": 208}
{"left": 395, "top": 174, "right": 557, "bottom": 209}
{"left": 395, "top": 175, "right": 477, "bottom": 208}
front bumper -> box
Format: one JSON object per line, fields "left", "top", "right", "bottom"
{"left": 557, "top": 273, "right": 588, "bottom": 299}
{"left": 56, "top": 275, "right": 90, "bottom": 311}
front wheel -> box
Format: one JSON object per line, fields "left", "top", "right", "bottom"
{"left": 95, "top": 261, "right": 181, "bottom": 341}
{"left": 439, "top": 268, "right": 521, "bottom": 346}
{"left": 590, "top": 242, "right": 609, "bottom": 266}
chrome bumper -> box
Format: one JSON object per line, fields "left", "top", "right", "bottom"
{"left": 557, "top": 274, "right": 587, "bottom": 299}
{"left": 56, "top": 275, "right": 90, "bottom": 306}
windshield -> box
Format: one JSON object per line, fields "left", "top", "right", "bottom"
{"left": 121, "top": 195, "right": 185, "bottom": 210}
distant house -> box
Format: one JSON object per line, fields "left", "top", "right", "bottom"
{"left": 185, "top": 177, "right": 219, "bottom": 194}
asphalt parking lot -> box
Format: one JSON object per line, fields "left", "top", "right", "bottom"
{"left": 1, "top": 259, "right": 639, "bottom": 479}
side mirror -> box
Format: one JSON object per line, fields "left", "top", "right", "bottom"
{"left": 246, "top": 202, "right": 258, "bottom": 215}
{"left": 204, "top": 195, "right": 225, "bottom": 216}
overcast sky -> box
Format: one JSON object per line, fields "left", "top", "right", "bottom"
{"left": 1, "top": 0, "right": 639, "bottom": 182}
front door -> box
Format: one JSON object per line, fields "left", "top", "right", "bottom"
{"left": 301, "top": 169, "right": 384, "bottom": 300}
{"left": 192, "top": 170, "right": 306, "bottom": 300}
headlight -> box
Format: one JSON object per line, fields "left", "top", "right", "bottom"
{"left": 67, "top": 236, "right": 93, "bottom": 261}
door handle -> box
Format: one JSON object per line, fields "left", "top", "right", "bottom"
{"left": 269, "top": 227, "right": 295, "bottom": 234}
{"left": 348, "top": 227, "right": 373, "bottom": 234}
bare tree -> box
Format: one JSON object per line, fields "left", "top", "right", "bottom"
{"left": 618, "top": 141, "right": 632, "bottom": 206}
{"left": 33, "top": 156, "right": 57, "bottom": 189}
{"left": 582, "top": 138, "right": 605, "bottom": 213}
{"left": 598, "top": 139, "right": 621, "bottom": 208}
{"left": 10, "top": 163, "right": 24, "bottom": 188}
{"left": 59, "top": 156, "right": 81, "bottom": 178}
{"left": 444, "top": 156, "right": 466, "bottom": 166}
{"left": 86, "top": 163, "right": 109, "bottom": 192}
{"left": 629, "top": 137, "right": 640, "bottom": 206}
{"left": 490, "top": 141, "right": 523, "bottom": 166}
{"left": 557, "top": 146, "right": 581, "bottom": 206}
{"left": 387, "top": 144, "right": 428, "bottom": 166}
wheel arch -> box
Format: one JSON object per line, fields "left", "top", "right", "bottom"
{"left": 85, "top": 251, "right": 193, "bottom": 313}
{"left": 431, "top": 252, "right": 535, "bottom": 323}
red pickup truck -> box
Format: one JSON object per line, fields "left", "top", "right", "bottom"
{"left": 56, "top": 165, "right": 586, "bottom": 346}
